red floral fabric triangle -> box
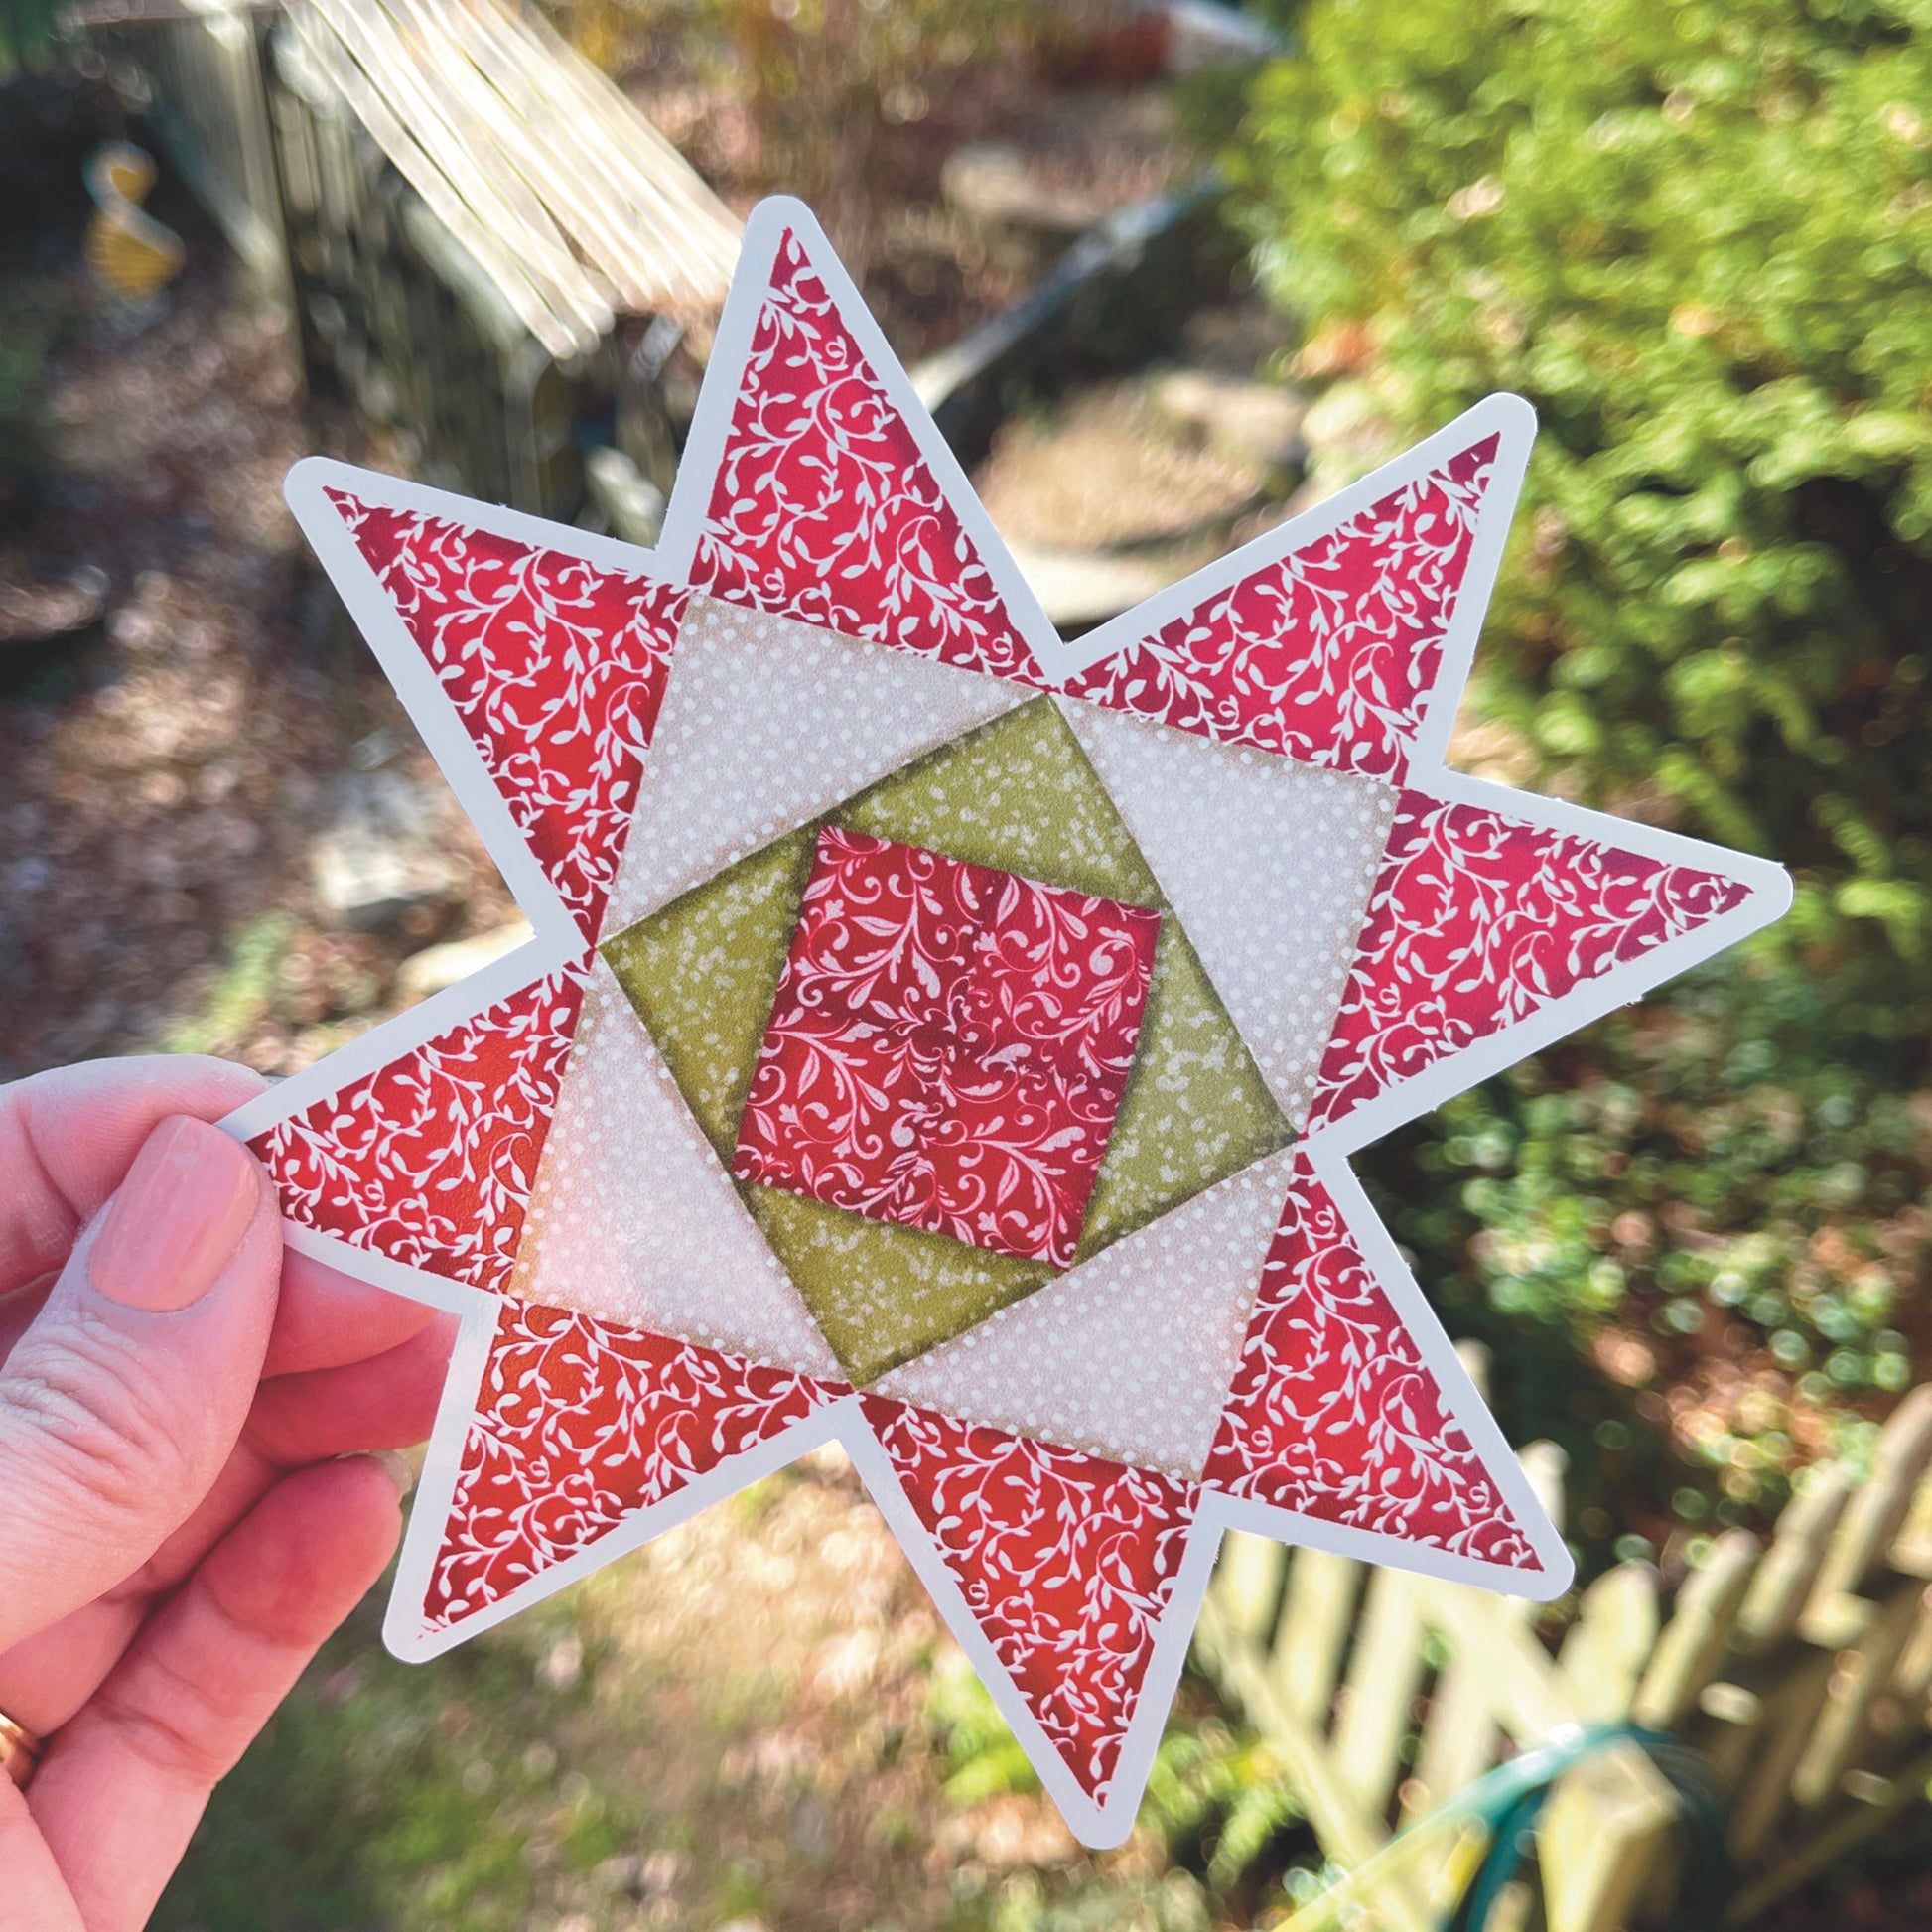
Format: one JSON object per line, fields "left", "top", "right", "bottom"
{"left": 1061, "top": 431, "right": 1501, "bottom": 783}
{"left": 252, "top": 974, "right": 586, "bottom": 1292}
{"left": 326, "top": 491, "right": 687, "bottom": 943}
{"left": 686, "top": 226, "right": 1045, "bottom": 685}
{"left": 423, "top": 1304, "right": 843, "bottom": 1637}
{"left": 859, "top": 1394, "right": 1201, "bottom": 1804}
{"left": 1206, "top": 1152, "right": 1541, "bottom": 1569}
{"left": 1309, "top": 791, "right": 1752, "bottom": 1132}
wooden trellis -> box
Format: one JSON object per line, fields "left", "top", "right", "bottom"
{"left": 1194, "top": 1350, "right": 1932, "bottom": 1930}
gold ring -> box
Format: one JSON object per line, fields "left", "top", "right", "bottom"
{"left": 0, "top": 1710, "right": 42, "bottom": 1789}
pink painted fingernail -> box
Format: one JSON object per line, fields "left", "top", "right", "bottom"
{"left": 88, "top": 1116, "right": 262, "bottom": 1311}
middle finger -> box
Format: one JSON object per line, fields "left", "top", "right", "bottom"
{"left": 0, "top": 1314, "right": 450, "bottom": 1732}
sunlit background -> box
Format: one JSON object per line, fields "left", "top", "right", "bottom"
{"left": 2, "top": 0, "right": 1930, "bottom": 1925}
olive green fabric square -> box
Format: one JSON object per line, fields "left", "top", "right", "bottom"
{"left": 599, "top": 825, "right": 1057, "bottom": 1384}
{"left": 600, "top": 829, "right": 815, "bottom": 1162}
{"left": 600, "top": 696, "right": 1291, "bottom": 1386}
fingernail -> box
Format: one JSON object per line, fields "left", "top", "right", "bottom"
{"left": 88, "top": 1116, "right": 262, "bottom": 1312}
{"left": 364, "top": 1449, "right": 416, "bottom": 1498}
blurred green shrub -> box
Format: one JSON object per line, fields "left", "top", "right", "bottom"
{"left": 0, "top": 0, "right": 65, "bottom": 74}
{"left": 0, "top": 284, "right": 59, "bottom": 517}
{"left": 930, "top": 1656, "right": 1305, "bottom": 1898}
{"left": 1229, "top": 0, "right": 1932, "bottom": 996}
{"left": 0, "top": 325, "right": 47, "bottom": 508}
{"left": 1374, "top": 956, "right": 1924, "bottom": 1514}
{"left": 1224, "top": 0, "right": 1932, "bottom": 1518}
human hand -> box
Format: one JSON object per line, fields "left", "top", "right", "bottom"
{"left": 0, "top": 1055, "right": 455, "bottom": 1931}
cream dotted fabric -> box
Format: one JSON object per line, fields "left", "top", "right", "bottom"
{"left": 1056, "top": 696, "right": 1398, "bottom": 1129}
{"left": 600, "top": 596, "right": 1029, "bottom": 936}
{"left": 876, "top": 1146, "right": 1297, "bottom": 1478}
{"left": 510, "top": 957, "right": 841, "bottom": 1380}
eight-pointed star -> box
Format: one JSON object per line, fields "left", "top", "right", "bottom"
{"left": 224, "top": 197, "right": 1790, "bottom": 1846}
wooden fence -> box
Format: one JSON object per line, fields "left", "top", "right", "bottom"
{"left": 1194, "top": 1348, "right": 1932, "bottom": 1930}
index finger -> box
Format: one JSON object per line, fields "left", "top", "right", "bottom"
{"left": 0, "top": 1056, "right": 267, "bottom": 1299}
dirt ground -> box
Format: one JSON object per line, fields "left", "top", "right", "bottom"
{"left": 0, "top": 231, "right": 520, "bottom": 1085}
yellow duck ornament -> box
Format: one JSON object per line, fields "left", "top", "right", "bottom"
{"left": 84, "top": 141, "right": 186, "bottom": 305}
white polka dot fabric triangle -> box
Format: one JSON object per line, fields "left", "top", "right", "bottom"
{"left": 1056, "top": 695, "right": 1398, "bottom": 1128}
{"left": 601, "top": 596, "right": 1031, "bottom": 937}
{"left": 875, "top": 1147, "right": 1297, "bottom": 1476}
{"left": 511, "top": 958, "right": 841, "bottom": 1380}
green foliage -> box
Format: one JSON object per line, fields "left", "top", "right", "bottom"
{"left": 0, "top": 327, "right": 45, "bottom": 477}
{"left": 985, "top": 1870, "right": 1212, "bottom": 1932}
{"left": 156, "top": 1603, "right": 625, "bottom": 1932}
{"left": 1229, "top": 0, "right": 1932, "bottom": 996}
{"left": 929, "top": 1650, "right": 1042, "bottom": 1806}
{"left": 1225, "top": 0, "right": 1932, "bottom": 1542}
{"left": 0, "top": 274, "right": 61, "bottom": 508}
{"left": 161, "top": 911, "right": 297, "bottom": 1055}
{"left": 1143, "top": 1719, "right": 1304, "bottom": 1893}
{"left": 929, "top": 1658, "right": 1304, "bottom": 1897}
{"left": 1374, "top": 953, "right": 1923, "bottom": 1517}
{"left": 0, "top": 0, "right": 65, "bottom": 74}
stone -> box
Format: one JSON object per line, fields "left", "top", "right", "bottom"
{"left": 395, "top": 919, "right": 534, "bottom": 1001}
{"left": 940, "top": 143, "right": 1105, "bottom": 237}
{"left": 1150, "top": 368, "right": 1307, "bottom": 479}
{"left": 1003, "top": 535, "right": 1189, "bottom": 630}
{"left": 310, "top": 767, "right": 460, "bottom": 929}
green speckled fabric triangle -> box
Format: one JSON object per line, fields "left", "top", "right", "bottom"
{"left": 600, "top": 697, "right": 1291, "bottom": 1385}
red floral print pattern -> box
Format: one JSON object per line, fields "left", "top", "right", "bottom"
{"left": 690, "top": 229, "right": 1044, "bottom": 684}
{"left": 254, "top": 970, "right": 587, "bottom": 1293}
{"left": 1202, "top": 1152, "right": 1539, "bottom": 1569}
{"left": 733, "top": 828, "right": 1160, "bottom": 1267}
{"left": 1309, "top": 791, "right": 1752, "bottom": 1131}
{"left": 1061, "top": 435, "right": 1499, "bottom": 783}
{"left": 328, "top": 491, "right": 687, "bottom": 942}
{"left": 861, "top": 1394, "right": 1199, "bottom": 1802}
{"left": 424, "top": 1300, "right": 844, "bottom": 1632}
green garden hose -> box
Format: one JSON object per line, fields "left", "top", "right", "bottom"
{"left": 1438, "top": 1724, "right": 1732, "bottom": 1932}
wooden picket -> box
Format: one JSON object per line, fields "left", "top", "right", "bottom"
{"left": 1193, "top": 1347, "right": 1932, "bottom": 1929}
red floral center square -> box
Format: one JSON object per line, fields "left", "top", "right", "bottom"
{"left": 732, "top": 827, "right": 1161, "bottom": 1268}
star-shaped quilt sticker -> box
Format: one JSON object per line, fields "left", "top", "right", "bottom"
{"left": 224, "top": 198, "right": 1790, "bottom": 1846}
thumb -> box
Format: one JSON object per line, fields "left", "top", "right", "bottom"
{"left": 0, "top": 1116, "right": 282, "bottom": 1653}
